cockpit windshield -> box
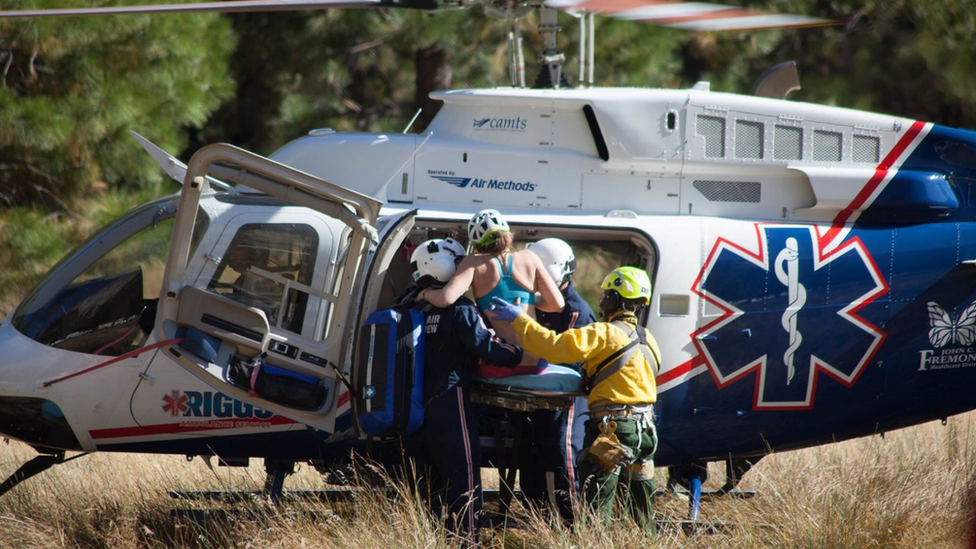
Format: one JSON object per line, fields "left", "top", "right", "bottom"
{"left": 11, "top": 198, "right": 209, "bottom": 356}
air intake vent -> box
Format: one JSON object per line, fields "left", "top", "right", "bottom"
{"left": 693, "top": 180, "right": 761, "bottom": 203}
{"left": 814, "top": 130, "right": 843, "bottom": 162}
{"left": 697, "top": 115, "right": 726, "bottom": 158}
{"left": 774, "top": 125, "right": 803, "bottom": 160}
{"left": 853, "top": 134, "right": 880, "bottom": 163}
{"left": 735, "top": 120, "right": 764, "bottom": 159}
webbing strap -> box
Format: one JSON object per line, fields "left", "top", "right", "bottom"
{"left": 590, "top": 321, "right": 659, "bottom": 391}
{"left": 616, "top": 321, "right": 660, "bottom": 371}
{"left": 42, "top": 338, "right": 183, "bottom": 388}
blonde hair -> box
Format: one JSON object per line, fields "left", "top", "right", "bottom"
{"left": 474, "top": 230, "right": 513, "bottom": 256}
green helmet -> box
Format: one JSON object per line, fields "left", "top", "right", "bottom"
{"left": 600, "top": 266, "right": 652, "bottom": 303}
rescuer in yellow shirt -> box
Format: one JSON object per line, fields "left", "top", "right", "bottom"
{"left": 488, "top": 266, "right": 660, "bottom": 532}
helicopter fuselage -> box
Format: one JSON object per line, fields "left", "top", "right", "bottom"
{"left": 2, "top": 85, "right": 976, "bottom": 477}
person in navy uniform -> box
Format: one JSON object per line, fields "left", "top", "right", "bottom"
{"left": 518, "top": 238, "right": 597, "bottom": 521}
{"left": 402, "top": 237, "right": 524, "bottom": 542}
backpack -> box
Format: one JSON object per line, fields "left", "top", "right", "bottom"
{"left": 356, "top": 307, "right": 426, "bottom": 437}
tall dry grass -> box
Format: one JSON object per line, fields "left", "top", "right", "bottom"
{"left": 1, "top": 412, "right": 973, "bottom": 548}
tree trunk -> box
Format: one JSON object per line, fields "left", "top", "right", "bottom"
{"left": 414, "top": 43, "right": 451, "bottom": 131}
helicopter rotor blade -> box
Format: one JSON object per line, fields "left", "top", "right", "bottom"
{"left": 544, "top": 0, "right": 838, "bottom": 31}
{"left": 0, "top": 0, "right": 435, "bottom": 19}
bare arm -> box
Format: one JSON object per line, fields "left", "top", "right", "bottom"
{"left": 420, "top": 257, "right": 476, "bottom": 307}
{"left": 531, "top": 253, "right": 566, "bottom": 313}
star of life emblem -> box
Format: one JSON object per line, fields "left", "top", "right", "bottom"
{"left": 693, "top": 225, "right": 887, "bottom": 410}
{"left": 162, "top": 390, "right": 189, "bottom": 416}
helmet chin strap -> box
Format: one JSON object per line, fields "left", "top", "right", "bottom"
{"left": 599, "top": 290, "right": 647, "bottom": 320}
{"left": 599, "top": 290, "right": 620, "bottom": 321}
{"left": 415, "top": 276, "right": 446, "bottom": 289}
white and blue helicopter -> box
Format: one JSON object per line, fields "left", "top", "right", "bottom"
{"left": 1, "top": 0, "right": 974, "bottom": 521}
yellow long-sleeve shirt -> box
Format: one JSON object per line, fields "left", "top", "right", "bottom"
{"left": 512, "top": 311, "right": 660, "bottom": 407}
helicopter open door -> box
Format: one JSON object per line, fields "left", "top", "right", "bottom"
{"left": 153, "top": 143, "right": 385, "bottom": 432}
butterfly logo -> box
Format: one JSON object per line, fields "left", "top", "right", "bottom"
{"left": 927, "top": 301, "right": 976, "bottom": 348}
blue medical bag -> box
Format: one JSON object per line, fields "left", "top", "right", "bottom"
{"left": 356, "top": 307, "right": 425, "bottom": 437}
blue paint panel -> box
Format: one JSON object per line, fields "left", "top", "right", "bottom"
{"left": 871, "top": 171, "right": 958, "bottom": 211}
{"left": 862, "top": 124, "right": 976, "bottom": 224}
{"left": 656, "top": 217, "right": 976, "bottom": 466}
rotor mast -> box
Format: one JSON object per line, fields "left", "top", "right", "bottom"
{"left": 533, "top": 5, "right": 567, "bottom": 89}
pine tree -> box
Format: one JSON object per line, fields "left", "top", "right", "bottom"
{"left": 0, "top": 1, "right": 235, "bottom": 208}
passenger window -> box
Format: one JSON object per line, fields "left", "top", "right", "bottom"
{"left": 11, "top": 200, "right": 210, "bottom": 356}
{"left": 207, "top": 224, "right": 319, "bottom": 336}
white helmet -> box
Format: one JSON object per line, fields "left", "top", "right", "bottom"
{"left": 527, "top": 238, "right": 576, "bottom": 287}
{"left": 467, "top": 209, "right": 510, "bottom": 246}
{"left": 410, "top": 238, "right": 466, "bottom": 285}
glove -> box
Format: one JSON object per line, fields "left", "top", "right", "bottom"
{"left": 488, "top": 296, "right": 522, "bottom": 322}
{"left": 588, "top": 420, "right": 636, "bottom": 473}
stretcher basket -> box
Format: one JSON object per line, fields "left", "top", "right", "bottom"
{"left": 470, "top": 364, "right": 585, "bottom": 412}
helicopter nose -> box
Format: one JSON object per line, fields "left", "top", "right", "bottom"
{"left": 0, "top": 322, "right": 83, "bottom": 451}
{"left": 0, "top": 395, "right": 81, "bottom": 451}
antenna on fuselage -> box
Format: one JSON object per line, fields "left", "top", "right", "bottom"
{"left": 587, "top": 11, "right": 594, "bottom": 86}
{"left": 506, "top": 10, "right": 526, "bottom": 87}
{"left": 485, "top": 0, "right": 528, "bottom": 87}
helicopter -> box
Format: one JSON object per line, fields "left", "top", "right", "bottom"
{"left": 2, "top": 0, "right": 976, "bottom": 524}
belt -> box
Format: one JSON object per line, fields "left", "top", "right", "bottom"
{"left": 589, "top": 402, "right": 654, "bottom": 421}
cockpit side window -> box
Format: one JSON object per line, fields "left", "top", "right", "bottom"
{"left": 206, "top": 223, "right": 318, "bottom": 335}
{"left": 11, "top": 200, "right": 210, "bottom": 356}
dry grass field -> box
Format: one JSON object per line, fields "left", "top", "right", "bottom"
{"left": 0, "top": 412, "right": 973, "bottom": 549}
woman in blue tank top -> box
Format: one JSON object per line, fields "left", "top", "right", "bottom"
{"left": 419, "top": 209, "right": 565, "bottom": 367}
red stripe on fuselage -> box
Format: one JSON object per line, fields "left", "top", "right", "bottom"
{"left": 657, "top": 355, "right": 706, "bottom": 386}
{"left": 820, "top": 120, "right": 925, "bottom": 249}
{"left": 89, "top": 415, "right": 296, "bottom": 440}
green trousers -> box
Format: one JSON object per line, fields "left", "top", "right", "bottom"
{"left": 578, "top": 417, "right": 657, "bottom": 533}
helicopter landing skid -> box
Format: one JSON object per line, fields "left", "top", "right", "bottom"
{"left": 0, "top": 451, "right": 90, "bottom": 498}
{"left": 665, "top": 457, "right": 761, "bottom": 521}
{"left": 656, "top": 519, "right": 738, "bottom": 535}
{"left": 656, "top": 519, "right": 774, "bottom": 536}
{"left": 169, "top": 487, "right": 517, "bottom": 503}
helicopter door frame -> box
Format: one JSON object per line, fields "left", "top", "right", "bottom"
{"left": 154, "top": 143, "right": 382, "bottom": 432}
{"left": 344, "top": 209, "right": 416, "bottom": 436}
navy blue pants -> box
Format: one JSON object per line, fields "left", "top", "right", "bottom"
{"left": 413, "top": 386, "right": 482, "bottom": 538}
{"left": 518, "top": 395, "right": 588, "bottom": 520}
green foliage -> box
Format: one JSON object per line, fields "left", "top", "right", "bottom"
{"left": 7, "top": 1, "right": 976, "bottom": 205}
{"left": 191, "top": 8, "right": 518, "bottom": 154}
{"left": 0, "top": 0, "right": 235, "bottom": 208}
{"left": 194, "top": 0, "right": 976, "bottom": 160}
{"left": 712, "top": 1, "right": 976, "bottom": 127}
